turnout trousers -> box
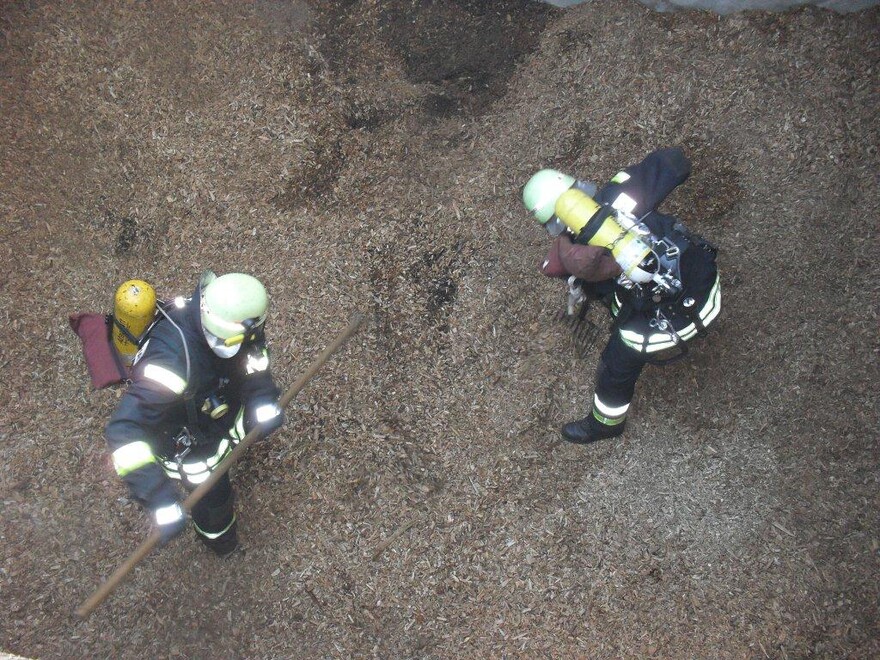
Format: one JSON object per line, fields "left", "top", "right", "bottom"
{"left": 160, "top": 434, "right": 240, "bottom": 552}
{"left": 588, "top": 333, "right": 648, "bottom": 432}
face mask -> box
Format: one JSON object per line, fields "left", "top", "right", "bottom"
{"left": 203, "top": 327, "right": 241, "bottom": 358}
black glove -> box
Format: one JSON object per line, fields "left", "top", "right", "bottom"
{"left": 152, "top": 501, "right": 189, "bottom": 546}
{"left": 244, "top": 399, "right": 284, "bottom": 437}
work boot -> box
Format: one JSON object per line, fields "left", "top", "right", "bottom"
{"left": 200, "top": 522, "right": 239, "bottom": 559}
{"left": 561, "top": 416, "right": 625, "bottom": 445}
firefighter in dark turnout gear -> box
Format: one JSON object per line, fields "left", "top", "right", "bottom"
{"left": 523, "top": 148, "right": 721, "bottom": 444}
{"left": 105, "top": 272, "right": 283, "bottom": 556}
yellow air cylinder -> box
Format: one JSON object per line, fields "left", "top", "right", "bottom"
{"left": 554, "top": 187, "right": 601, "bottom": 236}
{"left": 555, "top": 188, "right": 655, "bottom": 282}
{"left": 112, "top": 279, "right": 157, "bottom": 365}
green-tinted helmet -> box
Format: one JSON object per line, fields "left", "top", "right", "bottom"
{"left": 522, "top": 169, "right": 576, "bottom": 224}
{"left": 200, "top": 272, "right": 269, "bottom": 341}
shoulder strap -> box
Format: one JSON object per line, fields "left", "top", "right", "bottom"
{"left": 154, "top": 300, "right": 208, "bottom": 436}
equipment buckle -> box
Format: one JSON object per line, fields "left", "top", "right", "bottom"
{"left": 657, "top": 237, "right": 680, "bottom": 259}
{"left": 173, "top": 427, "right": 194, "bottom": 461}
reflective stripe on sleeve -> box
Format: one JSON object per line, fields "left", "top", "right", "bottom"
{"left": 143, "top": 364, "right": 187, "bottom": 394}
{"left": 154, "top": 503, "right": 185, "bottom": 526}
{"left": 112, "top": 441, "right": 156, "bottom": 476}
{"left": 611, "top": 192, "right": 637, "bottom": 214}
{"left": 254, "top": 402, "right": 281, "bottom": 423}
{"left": 610, "top": 171, "right": 631, "bottom": 184}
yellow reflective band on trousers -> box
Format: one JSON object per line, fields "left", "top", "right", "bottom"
{"left": 254, "top": 402, "right": 280, "bottom": 423}
{"left": 112, "top": 441, "right": 156, "bottom": 476}
{"left": 154, "top": 502, "right": 185, "bottom": 526}
{"left": 619, "top": 276, "right": 721, "bottom": 353}
{"left": 591, "top": 394, "right": 629, "bottom": 426}
{"left": 143, "top": 363, "right": 187, "bottom": 394}
{"left": 160, "top": 438, "right": 233, "bottom": 483}
{"left": 194, "top": 513, "right": 237, "bottom": 539}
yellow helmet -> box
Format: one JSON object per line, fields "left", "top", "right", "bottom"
{"left": 523, "top": 169, "right": 576, "bottom": 224}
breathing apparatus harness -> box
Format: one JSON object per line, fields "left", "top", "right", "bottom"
{"left": 146, "top": 298, "right": 203, "bottom": 474}
{"left": 568, "top": 200, "right": 717, "bottom": 363}
{"left": 127, "top": 295, "right": 249, "bottom": 476}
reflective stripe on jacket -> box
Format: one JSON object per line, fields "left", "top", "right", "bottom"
{"left": 105, "top": 284, "right": 280, "bottom": 509}
{"left": 617, "top": 275, "right": 721, "bottom": 353}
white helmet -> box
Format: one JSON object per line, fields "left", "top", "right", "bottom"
{"left": 523, "top": 169, "right": 577, "bottom": 236}
{"left": 200, "top": 272, "right": 268, "bottom": 357}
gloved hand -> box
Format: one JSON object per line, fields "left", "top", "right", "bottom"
{"left": 153, "top": 501, "right": 189, "bottom": 546}
{"left": 566, "top": 276, "right": 586, "bottom": 316}
{"left": 244, "top": 400, "right": 284, "bottom": 438}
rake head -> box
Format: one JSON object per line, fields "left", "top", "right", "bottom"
{"left": 555, "top": 299, "right": 601, "bottom": 359}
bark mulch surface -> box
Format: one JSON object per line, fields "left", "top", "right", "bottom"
{"left": 1, "top": 0, "right": 877, "bottom": 657}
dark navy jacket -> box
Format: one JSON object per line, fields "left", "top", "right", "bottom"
{"left": 593, "top": 148, "right": 718, "bottom": 333}
{"left": 105, "top": 284, "right": 280, "bottom": 510}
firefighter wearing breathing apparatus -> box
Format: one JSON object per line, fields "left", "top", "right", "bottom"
{"left": 104, "top": 272, "right": 284, "bottom": 556}
{"left": 523, "top": 147, "right": 721, "bottom": 445}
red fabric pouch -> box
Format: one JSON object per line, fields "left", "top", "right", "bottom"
{"left": 539, "top": 236, "right": 571, "bottom": 279}
{"left": 69, "top": 313, "right": 128, "bottom": 389}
